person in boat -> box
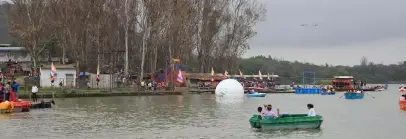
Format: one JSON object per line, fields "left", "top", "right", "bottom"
{"left": 401, "top": 94, "right": 406, "bottom": 100}
{"left": 307, "top": 103, "right": 316, "bottom": 116}
{"left": 248, "top": 89, "right": 256, "bottom": 94}
{"left": 257, "top": 106, "right": 263, "bottom": 115}
{"left": 262, "top": 104, "right": 280, "bottom": 118}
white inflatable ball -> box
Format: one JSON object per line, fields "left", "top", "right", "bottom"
{"left": 215, "top": 79, "right": 244, "bottom": 103}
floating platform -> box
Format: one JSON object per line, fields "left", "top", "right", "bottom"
{"left": 245, "top": 89, "right": 295, "bottom": 94}
{"left": 31, "top": 100, "right": 55, "bottom": 109}
{"left": 295, "top": 88, "right": 322, "bottom": 94}
{"left": 189, "top": 89, "right": 215, "bottom": 94}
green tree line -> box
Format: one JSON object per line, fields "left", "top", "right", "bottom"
{"left": 234, "top": 55, "right": 405, "bottom": 84}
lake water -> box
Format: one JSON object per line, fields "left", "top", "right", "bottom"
{"left": 1, "top": 85, "right": 405, "bottom": 139}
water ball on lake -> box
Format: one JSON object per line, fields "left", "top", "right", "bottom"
{"left": 215, "top": 79, "right": 244, "bottom": 99}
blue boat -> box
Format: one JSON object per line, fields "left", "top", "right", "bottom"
{"left": 321, "top": 92, "right": 336, "bottom": 95}
{"left": 344, "top": 92, "right": 364, "bottom": 99}
{"left": 247, "top": 93, "right": 266, "bottom": 97}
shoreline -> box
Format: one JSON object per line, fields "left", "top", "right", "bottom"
{"left": 17, "top": 91, "right": 183, "bottom": 99}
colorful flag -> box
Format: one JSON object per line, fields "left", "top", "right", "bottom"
{"left": 258, "top": 70, "right": 263, "bottom": 80}
{"left": 224, "top": 70, "right": 229, "bottom": 78}
{"left": 96, "top": 63, "right": 100, "bottom": 82}
{"left": 211, "top": 67, "right": 214, "bottom": 82}
{"left": 50, "top": 62, "right": 56, "bottom": 76}
{"left": 239, "top": 70, "right": 244, "bottom": 79}
{"left": 177, "top": 69, "right": 183, "bottom": 83}
{"left": 267, "top": 72, "right": 270, "bottom": 80}
{"left": 50, "top": 62, "right": 56, "bottom": 82}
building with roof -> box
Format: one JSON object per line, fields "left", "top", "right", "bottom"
{"left": 0, "top": 44, "right": 67, "bottom": 78}
{"left": 39, "top": 64, "right": 76, "bottom": 87}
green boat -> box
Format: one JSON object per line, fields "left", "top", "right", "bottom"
{"left": 249, "top": 114, "right": 323, "bottom": 130}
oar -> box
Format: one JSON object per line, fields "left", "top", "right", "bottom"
{"left": 337, "top": 92, "right": 345, "bottom": 98}
{"left": 364, "top": 92, "right": 375, "bottom": 98}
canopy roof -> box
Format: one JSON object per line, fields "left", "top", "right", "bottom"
{"left": 333, "top": 76, "right": 354, "bottom": 79}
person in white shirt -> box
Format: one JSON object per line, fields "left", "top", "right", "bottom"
{"left": 148, "top": 82, "right": 152, "bottom": 91}
{"left": 307, "top": 103, "right": 316, "bottom": 116}
{"left": 32, "top": 86, "right": 38, "bottom": 102}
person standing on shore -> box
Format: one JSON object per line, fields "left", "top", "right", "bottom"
{"left": 0, "top": 83, "right": 4, "bottom": 102}
{"left": 12, "top": 81, "right": 20, "bottom": 99}
{"left": 31, "top": 86, "right": 38, "bottom": 102}
{"left": 148, "top": 82, "right": 152, "bottom": 91}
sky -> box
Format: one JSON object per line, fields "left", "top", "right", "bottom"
{"left": 246, "top": 0, "right": 406, "bottom": 66}
{"left": 1, "top": 0, "right": 405, "bottom": 66}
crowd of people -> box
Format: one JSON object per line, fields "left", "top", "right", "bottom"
{"left": 0, "top": 80, "right": 21, "bottom": 102}
{"left": 240, "top": 80, "right": 276, "bottom": 89}
{"left": 139, "top": 80, "right": 167, "bottom": 91}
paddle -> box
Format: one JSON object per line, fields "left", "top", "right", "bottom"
{"left": 364, "top": 92, "right": 375, "bottom": 98}
{"left": 337, "top": 92, "right": 345, "bottom": 98}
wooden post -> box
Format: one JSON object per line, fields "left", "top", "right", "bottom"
{"left": 172, "top": 60, "right": 175, "bottom": 91}
{"left": 27, "top": 84, "right": 31, "bottom": 101}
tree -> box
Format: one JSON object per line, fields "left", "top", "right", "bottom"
{"left": 9, "top": 0, "right": 53, "bottom": 74}
{"left": 5, "top": 0, "right": 267, "bottom": 84}
{"left": 360, "top": 56, "right": 368, "bottom": 66}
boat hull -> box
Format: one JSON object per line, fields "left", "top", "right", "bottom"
{"left": 31, "top": 101, "right": 53, "bottom": 109}
{"left": 249, "top": 114, "right": 323, "bottom": 130}
{"left": 0, "top": 102, "right": 13, "bottom": 113}
{"left": 361, "top": 88, "right": 375, "bottom": 92}
{"left": 400, "top": 99, "right": 406, "bottom": 111}
{"left": 11, "top": 101, "right": 31, "bottom": 112}
{"left": 247, "top": 93, "right": 266, "bottom": 97}
{"left": 344, "top": 92, "right": 364, "bottom": 99}
{"left": 321, "top": 92, "right": 336, "bottom": 95}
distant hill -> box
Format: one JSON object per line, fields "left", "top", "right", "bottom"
{"left": 238, "top": 56, "right": 406, "bottom": 84}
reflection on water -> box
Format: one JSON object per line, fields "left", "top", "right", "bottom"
{"left": 253, "top": 129, "right": 323, "bottom": 138}
{"left": 0, "top": 85, "right": 405, "bottom": 139}
{"left": 0, "top": 113, "right": 11, "bottom": 120}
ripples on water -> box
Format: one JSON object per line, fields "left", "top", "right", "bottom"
{"left": 0, "top": 85, "right": 406, "bottom": 139}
